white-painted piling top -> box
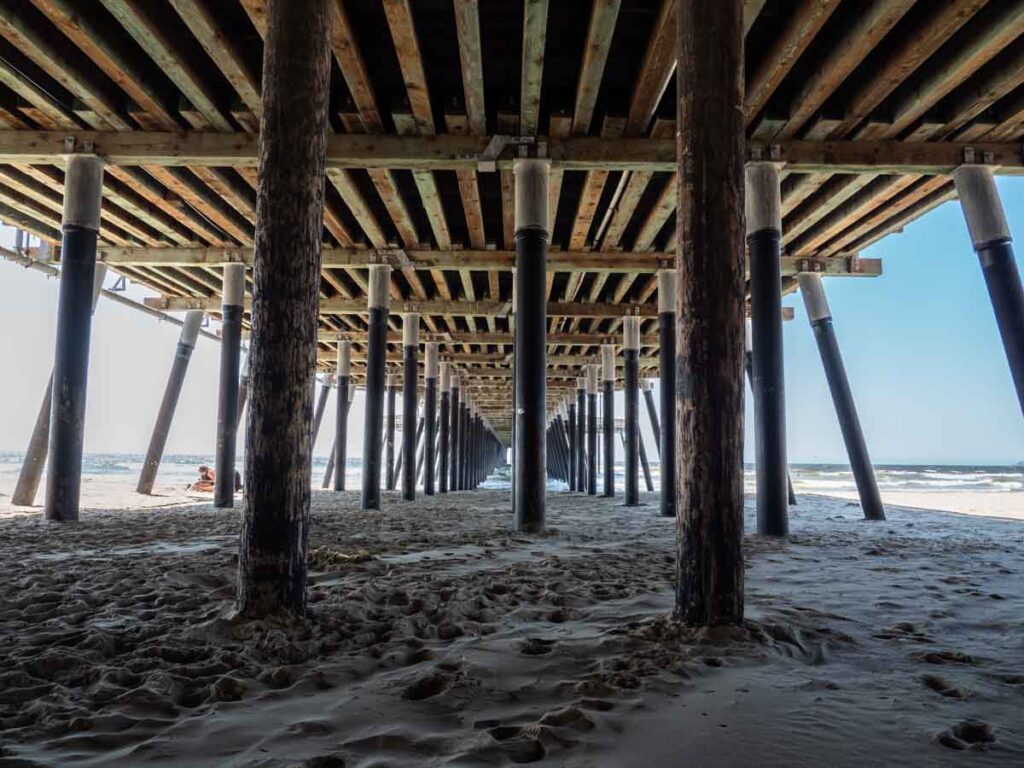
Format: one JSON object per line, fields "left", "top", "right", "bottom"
{"left": 222, "top": 263, "right": 246, "bottom": 307}
{"left": 336, "top": 340, "right": 351, "bottom": 375}
{"left": 424, "top": 342, "right": 438, "bottom": 378}
{"left": 953, "top": 165, "right": 1012, "bottom": 249}
{"left": 657, "top": 269, "right": 676, "bottom": 315}
{"left": 601, "top": 344, "right": 616, "bottom": 381}
{"left": 745, "top": 162, "right": 782, "bottom": 235}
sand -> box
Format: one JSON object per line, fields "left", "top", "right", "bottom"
{"left": 828, "top": 490, "right": 1024, "bottom": 521}
{"left": 0, "top": 488, "right": 1021, "bottom": 767}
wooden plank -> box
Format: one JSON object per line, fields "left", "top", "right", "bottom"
{"left": 238, "top": 0, "right": 268, "bottom": 38}
{"left": 327, "top": 168, "right": 387, "bottom": 247}
{"left": 99, "top": 0, "right": 232, "bottom": 131}
{"left": 167, "top": 0, "right": 261, "bottom": 115}
{"left": 887, "top": 3, "right": 1024, "bottom": 137}
{"left": 383, "top": 0, "right": 435, "bottom": 134}
{"left": 329, "top": 0, "right": 383, "bottom": 132}
{"left": 0, "top": 60, "right": 77, "bottom": 129}
{"left": 833, "top": 0, "right": 988, "bottom": 138}
{"left": 624, "top": 0, "right": 674, "bottom": 137}
{"left": 744, "top": 0, "right": 841, "bottom": 122}
{"left": 0, "top": 4, "right": 131, "bottom": 131}
{"left": 3, "top": 132, "right": 1023, "bottom": 175}
{"left": 572, "top": 0, "right": 622, "bottom": 135}
{"left": 632, "top": 177, "right": 675, "bottom": 251}
{"left": 520, "top": 0, "right": 550, "bottom": 135}
{"left": 454, "top": 0, "right": 486, "bottom": 136}
{"left": 775, "top": 0, "right": 915, "bottom": 140}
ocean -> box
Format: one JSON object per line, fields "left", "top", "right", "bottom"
{"left": 1, "top": 452, "right": 1021, "bottom": 497}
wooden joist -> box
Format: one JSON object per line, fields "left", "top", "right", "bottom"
{"left": 3, "top": 132, "right": 1022, "bottom": 175}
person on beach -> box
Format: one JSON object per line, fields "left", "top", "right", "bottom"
{"left": 188, "top": 466, "right": 215, "bottom": 493}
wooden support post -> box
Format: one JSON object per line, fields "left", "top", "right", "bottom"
{"left": 641, "top": 379, "right": 660, "bottom": 451}
{"left": 658, "top": 268, "right": 675, "bottom": 517}
{"left": 361, "top": 264, "right": 390, "bottom": 510}
{"left": 587, "top": 364, "right": 599, "bottom": 495}
{"left": 237, "top": 352, "right": 251, "bottom": 424}
{"left": 449, "top": 373, "right": 461, "bottom": 491}
{"left": 334, "top": 342, "right": 351, "bottom": 491}
{"left": 214, "top": 263, "right": 245, "bottom": 509}
{"left": 799, "top": 274, "right": 885, "bottom": 520}
{"left": 747, "top": 162, "right": 789, "bottom": 536}
{"left": 675, "top": 0, "right": 745, "bottom": 626}
{"left": 638, "top": 427, "right": 655, "bottom": 492}
{"left": 953, "top": 166, "right": 1024, "bottom": 418}
{"left": 137, "top": 310, "right": 203, "bottom": 494}
{"left": 623, "top": 317, "right": 641, "bottom": 505}
{"left": 439, "top": 362, "right": 451, "bottom": 493}
{"left": 424, "top": 342, "right": 438, "bottom": 495}
{"left": 401, "top": 314, "right": 419, "bottom": 501}
{"left": 567, "top": 396, "right": 577, "bottom": 491}
{"left": 601, "top": 344, "right": 616, "bottom": 497}
{"left": 514, "top": 158, "right": 550, "bottom": 532}
{"left": 236, "top": 0, "right": 332, "bottom": 619}
{"left": 576, "top": 377, "right": 587, "bottom": 492}
{"left": 385, "top": 372, "right": 399, "bottom": 491}
{"left": 45, "top": 153, "right": 104, "bottom": 522}
{"left": 14, "top": 264, "right": 105, "bottom": 507}
{"left": 311, "top": 371, "right": 334, "bottom": 444}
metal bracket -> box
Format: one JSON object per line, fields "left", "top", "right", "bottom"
{"left": 962, "top": 147, "right": 992, "bottom": 165}
{"left": 62, "top": 135, "right": 95, "bottom": 154}
{"left": 110, "top": 275, "right": 127, "bottom": 292}
{"left": 477, "top": 135, "right": 539, "bottom": 172}
{"left": 747, "top": 144, "right": 782, "bottom": 163}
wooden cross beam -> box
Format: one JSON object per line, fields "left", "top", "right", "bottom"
{"left": 80, "top": 246, "right": 881, "bottom": 278}
{"left": 1, "top": 131, "right": 1021, "bottom": 174}
{"left": 148, "top": 294, "right": 795, "bottom": 320}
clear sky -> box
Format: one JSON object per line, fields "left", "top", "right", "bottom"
{"left": 1, "top": 178, "right": 1022, "bottom": 466}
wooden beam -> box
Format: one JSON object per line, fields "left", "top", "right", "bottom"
{"left": 2, "top": 132, "right": 1020, "bottom": 175}
{"left": 775, "top": 0, "right": 915, "bottom": 140}
{"left": 520, "top": 0, "right": 549, "bottom": 135}
{"left": 383, "top": 0, "right": 434, "bottom": 134}
{"left": 624, "top": 0, "right": 674, "bottom": 137}
{"left": 148, "top": 293, "right": 797, "bottom": 320}
{"left": 744, "top": 0, "right": 841, "bottom": 122}
{"left": 167, "top": 0, "right": 261, "bottom": 115}
{"left": 572, "top": 0, "right": 622, "bottom": 135}
{"left": 454, "top": 0, "right": 486, "bottom": 136}
{"left": 329, "top": 0, "right": 383, "bottom": 132}
{"left": 99, "top": 0, "right": 232, "bottom": 131}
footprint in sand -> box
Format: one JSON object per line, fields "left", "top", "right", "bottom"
{"left": 487, "top": 725, "right": 547, "bottom": 763}
{"left": 921, "top": 674, "right": 972, "bottom": 699}
{"left": 932, "top": 719, "right": 996, "bottom": 751}
{"left": 914, "top": 650, "right": 979, "bottom": 666}
{"left": 402, "top": 671, "right": 448, "bottom": 700}
{"left": 518, "top": 637, "right": 556, "bottom": 656}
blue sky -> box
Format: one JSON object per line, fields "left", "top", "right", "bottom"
{"left": 0, "top": 178, "right": 1022, "bottom": 465}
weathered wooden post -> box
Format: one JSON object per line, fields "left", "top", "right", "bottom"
{"left": 675, "top": 0, "right": 745, "bottom": 625}
{"left": 514, "top": 157, "right": 550, "bottom": 532}
{"left": 747, "top": 162, "right": 789, "bottom": 536}
{"left": 459, "top": 394, "right": 470, "bottom": 490}
{"left": 333, "top": 342, "right": 351, "bottom": 491}
{"left": 658, "top": 268, "right": 676, "bottom": 517}
{"left": 401, "top": 314, "right": 419, "bottom": 501}
{"left": 311, "top": 370, "right": 333, "bottom": 444}
{"left": 215, "top": 263, "right": 245, "bottom": 509}
{"left": 641, "top": 379, "right": 660, "bottom": 450}
{"left": 237, "top": 351, "right": 251, "bottom": 424}
{"left": 587, "top": 364, "right": 599, "bottom": 495}
{"left": 601, "top": 344, "right": 616, "bottom": 497}
{"left": 422, "top": 342, "right": 439, "bottom": 495}
{"left": 137, "top": 310, "right": 204, "bottom": 494}
{"left": 385, "top": 372, "right": 399, "bottom": 490}
{"left": 449, "top": 373, "right": 461, "bottom": 491}
{"left": 623, "top": 317, "right": 641, "bottom": 506}
{"left": 439, "top": 361, "right": 451, "bottom": 493}
{"left": 361, "top": 263, "right": 391, "bottom": 510}
{"left": 14, "top": 264, "right": 106, "bottom": 507}
{"left": 576, "top": 376, "right": 587, "bottom": 492}
{"left": 953, "top": 166, "right": 1024, "bottom": 417}
{"left": 638, "top": 430, "right": 655, "bottom": 492}
{"left": 567, "top": 392, "right": 578, "bottom": 491}
{"left": 45, "top": 153, "right": 104, "bottom": 522}
{"left": 799, "top": 275, "right": 885, "bottom": 520}
{"left": 236, "top": 0, "right": 332, "bottom": 619}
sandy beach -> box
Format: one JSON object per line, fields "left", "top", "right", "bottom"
{"left": 0, "top": 486, "right": 1020, "bottom": 767}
